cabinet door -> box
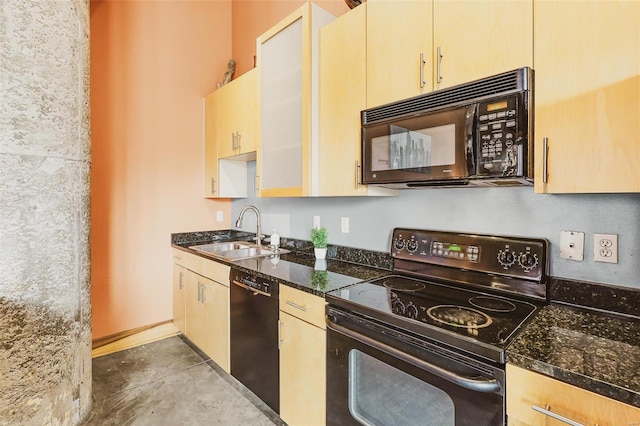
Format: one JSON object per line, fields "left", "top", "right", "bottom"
{"left": 201, "top": 278, "right": 230, "bottom": 373}
{"left": 366, "top": 0, "right": 432, "bottom": 108}
{"left": 172, "top": 264, "right": 187, "bottom": 334}
{"left": 433, "top": 0, "right": 532, "bottom": 90}
{"left": 279, "top": 311, "right": 326, "bottom": 426}
{"left": 534, "top": 1, "right": 640, "bottom": 193}
{"left": 257, "top": 3, "right": 334, "bottom": 197}
{"left": 506, "top": 364, "right": 640, "bottom": 425}
{"left": 217, "top": 69, "right": 258, "bottom": 159}
{"left": 185, "top": 271, "right": 204, "bottom": 345}
{"left": 233, "top": 69, "right": 257, "bottom": 155}
{"left": 204, "top": 93, "right": 219, "bottom": 198}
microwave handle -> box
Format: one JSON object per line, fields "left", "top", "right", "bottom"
{"left": 466, "top": 105, "right": 477, "bottom": 174}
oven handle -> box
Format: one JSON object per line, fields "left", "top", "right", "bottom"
{"left": 327, "top": 320, "right": 502, "bottom": 394}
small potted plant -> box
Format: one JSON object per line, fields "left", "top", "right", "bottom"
{"left": 311, "top": 227, "right": 328, "bottom": 259}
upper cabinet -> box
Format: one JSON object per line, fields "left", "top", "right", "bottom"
{"left": 203, "top": 93, "right": 219, "bottom": 198}
{"left": 256, "top": 3, "right": 335, "bottom": 197}
{"left": 432, "top": 0, "right": 532, "bottom": 91}
{"left": 366, "top": 0, "right": 532, "bottom": 107}
{"left": 366, "top": 0, "right": 432, "bottom": 108}
{"left": 216, "top": 69, "right": 258, "bottom": 159}
{"left": 318, "top": 3, "right": 394, "bottom": 197}
{"left": 534, "top": 0, "right": 640, "bottom": 193}
{"left": 203, "top": 69, "right": 257, "bottom": 199}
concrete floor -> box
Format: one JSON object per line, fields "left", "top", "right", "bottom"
{"left": 81, "top": 336, "right": 283, "bottom": 425}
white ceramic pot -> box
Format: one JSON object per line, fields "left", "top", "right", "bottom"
{"left": 314, "top": 247, "right": 327, "bottom": 260}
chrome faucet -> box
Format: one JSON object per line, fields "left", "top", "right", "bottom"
{"left": 235, "top": 205, "right": 263, "bottom": 247}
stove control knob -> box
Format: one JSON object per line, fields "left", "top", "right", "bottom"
{"left": 518, "top": 252, "right": 539, "bottom": 271}
{"left": 391, "top": 299, "right": 405, "bottom": 315}
{"left": 394, "top": 239, "right": 405, "bottom": 251}
{"left": 497, "top": 250, "right": 516, "bottom": 268}
{"left": 406, "top": 304, "right": 418, "bottom": 319}
{"left": 407, "top": 239, "right": 419, "bottom": 253}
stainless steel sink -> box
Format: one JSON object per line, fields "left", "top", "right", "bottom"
{"left": 189, "top": 241, "right": 289, "bottom": 261}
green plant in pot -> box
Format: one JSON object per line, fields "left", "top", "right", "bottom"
{"left": 311, "top": 227, "right": 328, "bottom": 259}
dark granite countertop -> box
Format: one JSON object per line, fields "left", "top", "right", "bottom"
{"left": 507, "top": 304, "right": 640, "bottom": 409}
{"left": 172, "top": 230, "right": 640, "bottom": 409}
{"left": 171, "top": 229, "right": 391, "bottom": 297}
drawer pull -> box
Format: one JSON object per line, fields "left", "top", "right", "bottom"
{"left": 531, "top": 404, "right": 584, "bottom": 426}
{"left": 285, "top": 300, "right": 307, "bottom": 312}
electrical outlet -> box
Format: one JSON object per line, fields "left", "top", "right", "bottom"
{"left": 341, "top": 217, "right": 350, "bottom": 233}
{"left": 559, "top": 231, "right": 584, "bottom": 261}
{"left": 216, "top": 211, "right": 224, "bottom": 222}
{"left": 594, "top": 233, "right": 618, "bottom": 263}
{"left": 313, "top": 215, "right": 321, "bottom": 229}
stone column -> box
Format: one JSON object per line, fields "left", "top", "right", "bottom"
{"left": 0, "top": 0, "right": 92, "bottom": 424}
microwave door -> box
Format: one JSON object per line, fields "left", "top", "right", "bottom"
{"left": 363, "top": 106, "right": 472, "bottom": 186}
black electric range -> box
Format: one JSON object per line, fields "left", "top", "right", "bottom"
{"left": 326, "top": 228, "right": 549, "bottom": 364}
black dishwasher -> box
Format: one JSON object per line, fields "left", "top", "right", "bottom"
{"left": 229, "top": 268, "right": 279, "bottom": 414}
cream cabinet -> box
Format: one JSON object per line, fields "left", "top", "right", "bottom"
{"left": 172, "top": 264, "right": 187, "bottom": 334}
{"left": 172, "top": 249, "right": 231, "bottom": 372}
{"left": 203, "top": 69, "right": 257, "bottom": 199}
{"left": 203, "top": 93, "right": 219, "bottom": 198}
{"left": 257, "top": 3, "right": 335, "bottom": 197}
{"left": 506, "top": 364, "right": 640, "bottom": 426}
{"left": 216, "top": 69, "right": 258, "bottom": 159}
{"left": 432, "top": 0, "right": 532, "bottom": 91}
{"left": 278, "top": 285, "right": 327, "bottom": 426}
{"left": 318, "top": 3, "right": 395, "bottom": 197}
{"left": 366, "top": 0, "right": 432, "bottom": 108}
{"left": 533, "top": 0, "right": 640, "bottom": 193}
{"left": 366, "top": 0, "right": 532, "bottom": 107}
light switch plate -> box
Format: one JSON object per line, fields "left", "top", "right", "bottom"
{"left": 560, "top": 231, "right": 584, "bottom": 261}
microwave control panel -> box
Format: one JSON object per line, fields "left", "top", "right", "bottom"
{"left": 476, "top": 95, "right": 525, "bottom": 178}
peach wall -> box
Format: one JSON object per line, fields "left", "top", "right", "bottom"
{"left": 91, "top": 0, "right": 233, "bottom": 339}
{"left": 232, "top": 0, "right": 350, "bottom": 75}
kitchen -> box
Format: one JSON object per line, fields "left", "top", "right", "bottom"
{"left": 2, "top": 0, "right": 639, "bottom": 425}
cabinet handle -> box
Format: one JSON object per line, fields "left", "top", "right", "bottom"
{"left": 197, "top": 282, "right": 202, "bottom": 302}
{"left": 542, "top": 137, "right": 549, "bottom": 183}
{"left": 285, "top": 300, "right": 307, "bottom": 312}
{"left": 178, "top": 272, "right": 184, "bottom": 290}
{"left": 419, "top": 52, "right": 426, "bottom": 88}
{"left": 232, "top": 132, "right": 237, "bottom": 151}
{"left": 355, "top": 160, "right": 360, "bottom": 190}
{"left": 531, "top": 405, "right": 584, "bottom": 426}
{"left": 236, "top": 132, "right": 241, "bottom": 151}
{"left": 210, "top": 177, "right": 216, "bottom": 195}
{"left": 255, "top": 174, "right": 260, "bottom": 195}
{"left": 436, "top": 46, "right": 443, "bottom": 84}
{"left": 278, "top": 320, "right": 285, "bottom": 349}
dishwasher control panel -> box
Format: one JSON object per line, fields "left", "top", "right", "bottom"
{"left": 230, "top": 269, "right": 273, "bottom": 296}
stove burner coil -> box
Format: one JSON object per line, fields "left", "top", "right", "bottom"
{"left": 468, "top": 296, "right": 517, "bottom": 313}
{"left": 426, "top": 305, "right": 492, "bottom": 329}
{"left": 383, "top": 279, "right": 426, "bottom": 292}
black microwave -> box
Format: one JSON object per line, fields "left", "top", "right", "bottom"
{"left": 361, "top": 67, "right": 534, "bottom": 188}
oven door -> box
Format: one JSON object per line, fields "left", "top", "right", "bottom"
{"left": 361, "top": 104, "right": 476, "bottom": 186}
{"left": 326, "top": 308, "right": 505, "bottom": 426}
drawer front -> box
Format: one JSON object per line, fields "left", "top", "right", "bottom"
{"left": 173, "top": 249, "right": 203, "bottom": 273}
{"left": 506, "top": 364, "right": 640, "bottom": 425}
{"left": 202, "top": 257, "right": 230, "bottom": 286}
{"left": 279, "top": 285, "right": 326, "bottom": 329}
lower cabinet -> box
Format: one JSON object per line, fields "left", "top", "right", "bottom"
{"left": 506, "top": 363, "right": 640, "bottom": 425}
{"left": 279, "top": 285, "right": 327, "bottom": 426}
{"left": 172, "top": 249, "right": 230, "bottom": 373}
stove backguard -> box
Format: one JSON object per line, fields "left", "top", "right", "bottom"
{"left": 390, "top": 228, "right": 549, "bottom": 301}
